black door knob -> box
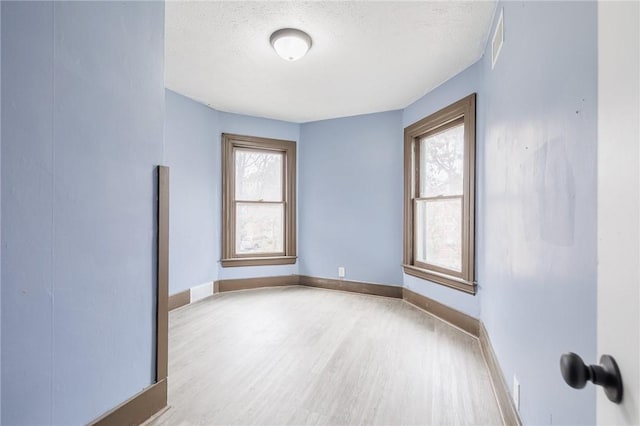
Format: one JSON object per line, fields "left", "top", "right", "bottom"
{"left": 560, "top": 352, "right": 623, "bottom": 403}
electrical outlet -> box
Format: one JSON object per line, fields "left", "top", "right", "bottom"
{"left": 338, "top": 267, "right": 345, "bottom": 278}
{"left": 513, "top": 375, "right": 520, "bottom": 411}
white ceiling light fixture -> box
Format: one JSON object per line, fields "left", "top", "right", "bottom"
{"left": 166, "top": 1, "right": 498, "bottom": 122}
{"left": 270, "top": 28, "right": 312, "bottom": 61}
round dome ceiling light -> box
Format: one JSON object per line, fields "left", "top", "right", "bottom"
{"left": 270, "top": 28, "right": 312, "bottom": 61}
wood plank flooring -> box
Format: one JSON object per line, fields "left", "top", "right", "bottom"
{"left": 151, "top": 286, "right": 502, "bottom": 425}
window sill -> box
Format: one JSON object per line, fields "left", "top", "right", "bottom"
{"left": 402, "top": 264, "right": 476, "bottom": 295}
{"left": 221, "top": 256, "right": 297, "bottom": 267}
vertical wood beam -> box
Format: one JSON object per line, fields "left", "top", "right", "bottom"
{"left": 156, "top": 166, "right": 169, "bottom": 381}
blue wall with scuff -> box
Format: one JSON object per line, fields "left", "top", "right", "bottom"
{"left": 1, "top": 2, "right": 165, "bottom": 424}
{"left": 402, "top": 2, "right": 597, "bottom": 424}
{"left": 299, "top": 112, "right": 403, "bottom": 286}
{"left": 478, "top": 2, "right": 597, "bottom": 424}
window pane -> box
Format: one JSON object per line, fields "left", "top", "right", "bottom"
{"left": 235, "top": 149, "right": 283, "bottom": 201}
{"left": 236, "top": 203, "right": 284, "bottom": 254}
{"left": 420, "top": 123, "right": 464, "bottom": 197}
{"left": 416, "top": 198, "right": 462, "bottom": 272}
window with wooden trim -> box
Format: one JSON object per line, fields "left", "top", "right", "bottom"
{"left": 221, "top": 133, "right": 297, "bottom": 267}
{"left": 403, "top": 94, "right": 476, "bottom": 294}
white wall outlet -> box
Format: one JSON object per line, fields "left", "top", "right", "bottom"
{"left": 338, "top": 267, "right": 345, "bottom": 278}
{"left": 513, "top": 375, "right": 520, "bottom": 411}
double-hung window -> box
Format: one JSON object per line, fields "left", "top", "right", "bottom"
{"left": 221, "top": 133, "right": 297, "bottom": 267}
{"left": 403, "top": 94, "right": 476, "bottom": 293}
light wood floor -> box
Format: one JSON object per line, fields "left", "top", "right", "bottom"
{"left": 151, "top": 286, "right": 502, "bottom": 426}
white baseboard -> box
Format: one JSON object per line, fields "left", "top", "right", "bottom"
{"left": 190, "top": 281, "right": 214, "bottom": 303}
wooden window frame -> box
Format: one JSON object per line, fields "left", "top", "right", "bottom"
{"left": 403, "top": 94, "right": 476, "bottom": 294}
{"left": 221, "top": 133, "right": 297, "bottom": 267}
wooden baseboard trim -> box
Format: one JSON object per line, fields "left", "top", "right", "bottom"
{"left": 216, "top": 275, "right": 300, "bottom": 292}
{"left": 168, "top": 289, "right": 190, "bottom": 311}
{"left": 402, "top": 288, "right": 480, "bottom": 337}
{"left": 212, "top": 274, "right": 403, "bottom": 299}
{"left": 479, "top": 322, "right": 522, "bottom": 426}
{"left": 90, "top": 379, "right": 167, "bottom": 426}
{"left": 298, "top": 275, "right": 403, "bottom": 298}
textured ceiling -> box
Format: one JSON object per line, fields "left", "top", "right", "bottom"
{"left": 165, "top": 1, "right": 496, "bottom": 123}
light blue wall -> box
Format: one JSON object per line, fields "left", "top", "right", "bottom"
{"left": 165, "top": 94, "right": 400, "bottom": 287}
{"left": 219, "top": 111, "right": 300, "bottom": 144}
{"left": 479, "top": 2, "right": 597, "bottom": 424}
{"left": 403, "top": 2, "right": 597, "bottom": 424}
{"left": 163, "top": 92, "right": 302, "bottom": 286}
{"left": 403, "top": 61, "right": 482, "bottom": 128}
{"left": 402, "top": 61, "right": 482, "bottom": 317}
{"left": 2, "top": 4, "right": 55, "bottom": 423}
{"left": 1, "top": 2, "right": 165, "bottom": 424}
{"left": 216, "top": 111, "right": 301, "bottom": 280}
{"left": 164, "top": 89, "right": 219, "bottom": 294}
{"left": 299, "top": 111, "right": 403, "bottom": 286}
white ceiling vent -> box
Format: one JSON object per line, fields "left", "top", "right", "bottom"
{"left": 491, "top": 8, "right": 504, "bottom": 69}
